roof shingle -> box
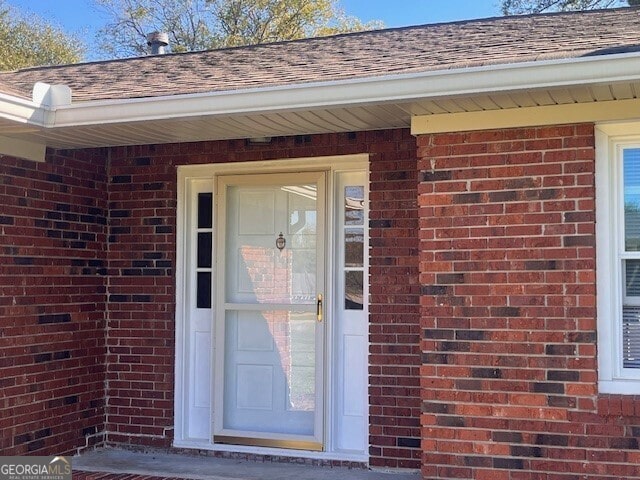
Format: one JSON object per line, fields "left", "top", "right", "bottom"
{"left": 1, "top": 7, "right": 639, "bottom": 103}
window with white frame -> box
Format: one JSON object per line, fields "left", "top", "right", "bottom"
{"left": 596, "top": 124, "right": 640, "bottom": 394}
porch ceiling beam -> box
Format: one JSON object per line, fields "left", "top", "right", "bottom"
{"left": 411, "top": 97, "right": 640, "bottom": 135}
{"left": 0, "top": 135, "right": 46, "bottom": 162}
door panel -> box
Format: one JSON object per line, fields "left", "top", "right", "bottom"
{"left": 214, "top": 172, "right": 325, "bottom": 450}
{"left": 223, "top": 309, "right": 316, "bottom": 436}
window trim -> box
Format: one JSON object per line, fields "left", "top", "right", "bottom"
{"left": 596, "top": 123, "right": 640, "bottom": 394}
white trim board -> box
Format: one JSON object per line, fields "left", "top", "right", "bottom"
{"left": 0, "top": 135, "right": 46, "bottom": 162}
{"left": 595, "top": 123, "right": 640, "bottom": 394}
{"left": 412, "top": 98, "right": 640, "bottom": 135}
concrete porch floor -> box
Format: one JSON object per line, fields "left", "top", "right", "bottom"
{"left": 73, "top": 449, "right": 421, "bottom": 480}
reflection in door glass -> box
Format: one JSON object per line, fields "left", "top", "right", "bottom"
{"left": 345, "top": 186, "right": 365, "bottom": 225}
{"left": 288, "top": 313, "right": 316, "bottom": 411}
{"left": 223, "top": 309, "right": 315, "bottom": 435}
{"left": 344, "top": 186, "right": 365, "bottom": 310}
{"left": 345, "top": 228, "right": 364, "bottom": 268}
{"left": 287, "top": 186, "right": 317, "bottom": 303}
{"left": 227, "top": 184, "right": 318, "bottom": 305}
{"left": 345, "top": 271, "right": 364, "bottom": 310}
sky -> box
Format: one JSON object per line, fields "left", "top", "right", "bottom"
{"left": 6, "top": 0, "right": 501, "bottom": 60}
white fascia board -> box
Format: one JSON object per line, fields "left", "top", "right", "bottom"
{"left": 49, "top": 51, "right": 640, "bottom": 128}
{"left": 0, "top": 91, "right": 45, "bottom": 125}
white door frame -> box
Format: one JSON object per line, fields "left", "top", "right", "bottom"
{"left": 174, "top": 154, "right": 369, "bottom": 461}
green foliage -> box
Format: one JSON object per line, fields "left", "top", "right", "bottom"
{"left": 501, "top": 0, "right": 636, "bottom": 14}
{"left": 94, "top": 0, "right": 383, "bottom": 58}
{"left": 94, "top": 0, "right": 212, "bottom": 56}
{"left": 213, "top": 0, "right": 337, "bottom": 47}
{"left": 0, "top": 1, "right": 83, "bottom": 70}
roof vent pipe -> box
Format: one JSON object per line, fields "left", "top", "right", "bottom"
{"left": 147, "top": 31, "right": 169, "bottom": 55}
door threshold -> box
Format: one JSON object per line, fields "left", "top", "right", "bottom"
{"left": 213, "top": 434, "right": 323, "bottom": 451}
{"left": 174, "top": 439, "right": 368, "bottom": 463}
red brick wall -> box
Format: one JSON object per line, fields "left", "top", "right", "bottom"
{"left": 105, "top": 151, "right": 176, "bottom": 448}
{"left": 417, "top": 124, "right": 640, "bottom": 479}
{"left": 7, "top": 120, "right": 639, "bottom": 476}
{"left": 105, "top": 131, "right": 422, "bottom": 467}
{"left": 0, "top": 150, "right": 107, "bottom": 455}
{"left": 369, "top": 132, "right": 422, "bottom": 468}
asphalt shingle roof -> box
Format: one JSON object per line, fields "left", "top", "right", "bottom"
{"left": 1, "top": 7, "right": 639, "bottom": 103}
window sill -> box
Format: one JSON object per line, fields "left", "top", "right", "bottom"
{"left": 599, "top": 380, "right": 640, "bottom": 395}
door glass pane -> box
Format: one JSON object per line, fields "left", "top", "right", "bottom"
{"left": 197, "top": 272, "right": 211, "bottom": 309}
{"left": 226, "top": 184, "right": 317, "bottom": 305}
{"left": 197, "top": 232, "right": 212, "bottom": 268}
{"left": 345, "top": 228, "right": 364, "bottom": 268}
{"left": 198, "top": 193, "right": 212, "bottom": 229}
{"left": 624, "top": 148, "right": 640, "bottom": 251}
{"left": 345, "top": 271, "right": 364, "bottom": 310}
{"left": 288, "top": 187, "right": 317, "bottom": 303}
{"left": 345, "top": 186, "right": 364, "bottom": 225}
{"left": 223, "top": 310, "right": 315, "bottom": 435}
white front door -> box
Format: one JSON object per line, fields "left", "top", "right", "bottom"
{"left": 213, "top": 172, "right": 326, "bottom": 450}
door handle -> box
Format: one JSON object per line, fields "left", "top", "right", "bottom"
{"left": 317, "top": 294, "right": 323, "bottom": 322}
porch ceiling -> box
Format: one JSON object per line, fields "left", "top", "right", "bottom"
{"left": 3, "top": 81, "right": 639, "bottom": 150}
